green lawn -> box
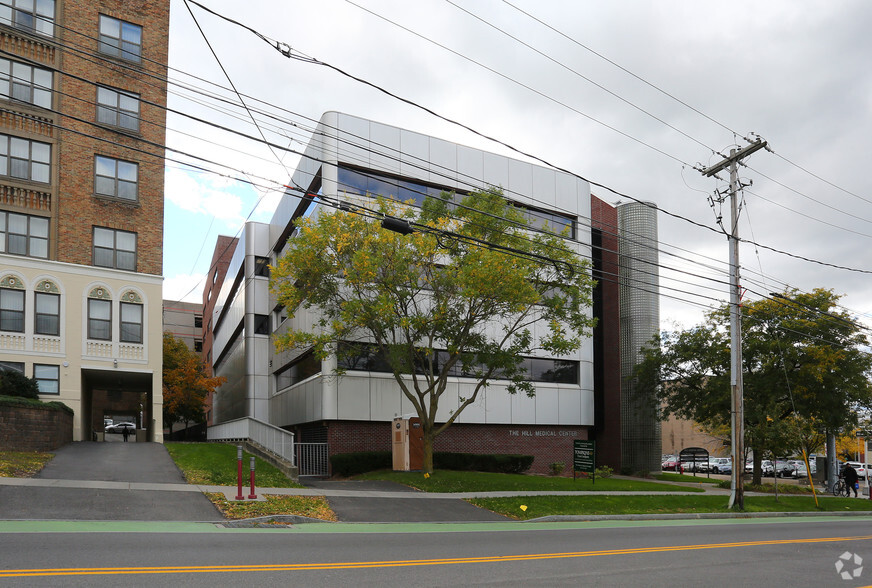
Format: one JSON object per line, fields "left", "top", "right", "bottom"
{"left": 470, "top": 494, "right": 872, "bottom": 520}
{"left": 355, "top": 469, "right": 704, "bottom": 493}
{"left": 656, "top": 472, "right": 720, "bottom": 484}
{"left": 165, "top": 442, "right": 302, "bottom": 488}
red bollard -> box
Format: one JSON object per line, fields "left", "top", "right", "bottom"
{"left": 248, "top": 456, "right": 257, "bottom": 499}
{"left": 235, "top": 445, "right": 244, "bottom": 500}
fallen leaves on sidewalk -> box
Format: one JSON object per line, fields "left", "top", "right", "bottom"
{"left": 0, "top": 450, "right": 53, "bottom": 477}
{"left": 205, "top": 492, "right": 337, "bottom": 521}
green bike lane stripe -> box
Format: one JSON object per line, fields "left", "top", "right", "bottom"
{"left": 1, "top": 515, "right": 871, "bottom": 534}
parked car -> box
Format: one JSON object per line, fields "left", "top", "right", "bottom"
{"left": 775, "top": 460, "right": 795, "bottom": 477}
{"left": 744, "top": 460, "right": 775, "bottom": 476}
{"left": 709, "top": 457, "right": 732, "bottom": 474}
{"left": 681, "top": 460, "right": 708, "bottom": 473}
{"left": 105, "top": 422, "right": 135, "bottom": 434}
{"left": 661, "top": 458, "right": 679, "bottom": 471}
{"left": 792, "top": 463, "right": 808, "bottom": 478}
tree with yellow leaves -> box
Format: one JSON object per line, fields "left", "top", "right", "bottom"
{"left": 162, "top": 332, "right": 225, "bottom": 437}
{"left": 638, "top": 288, "right": 872, "bottom": 485}
{"left": 271, "top": 188, "right": 596, "bottom": 473}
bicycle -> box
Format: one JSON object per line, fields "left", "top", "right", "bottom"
{"left": 833, "top": 477, "right": 851, "bottom": 497}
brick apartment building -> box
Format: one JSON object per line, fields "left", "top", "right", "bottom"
{"left": 0, "top": 0, "right": 169, "bottom": 441}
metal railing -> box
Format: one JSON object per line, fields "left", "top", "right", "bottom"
{"left": 296, "top": 443, "right": 329, "bottom": 477}
{"left": 207, "top": 417, "right": 296, "bottom": 467}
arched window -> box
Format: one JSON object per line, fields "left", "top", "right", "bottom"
{"left": 34, "top": 279, "right": 60, "bottom": 336}
{"left": 87, "top": 286, "right": 112, "bottom": 340}
{"left": 119, "top": 290, "right": 142, "bottom": 343}
{"left": 0, "top": 274, "right": 25, "bottom": 332}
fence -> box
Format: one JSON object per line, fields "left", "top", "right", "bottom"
{"left": 296, "top": 442, "right": 329, "bottom": 477}
{"left": 207, "top": 417, "right": 296, "bottom": 467}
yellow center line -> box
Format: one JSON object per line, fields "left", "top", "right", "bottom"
{"left": 3, "top": 535, "right": 872, "bottom": 577}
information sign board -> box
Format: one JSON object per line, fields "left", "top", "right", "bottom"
{"left": 574, "top": 440, "right": 596, "bottom": 482}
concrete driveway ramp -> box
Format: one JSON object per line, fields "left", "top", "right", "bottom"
{"left": 0, "top": 442, "right": 223, "bottom": 522}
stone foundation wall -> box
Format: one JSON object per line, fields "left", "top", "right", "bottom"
{"left": 0, "top": 402, "right": 73, "bottom": 451}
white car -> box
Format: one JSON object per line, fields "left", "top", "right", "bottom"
{"left": 709, "top": 457, "right": 732, "bottom": 474}
{"left": 105, "top": 422, "right": 136, "bottom": 434}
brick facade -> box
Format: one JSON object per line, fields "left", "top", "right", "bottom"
{"left": 202, "top": 235, "right": 239, "bottom": 425}
{"left": 590, "top": 194, "right": 622, "bottom": 470}
{"left": 319, "top": 420, "right": 589, "bottom": 476}
{"left": 0, "top": 403, "right": 73, "bottom": 451}
{"left": 0, "top": 2, "right": 169, "bottom": 275}
{"left": 55, "top": 0, "right": 169, "bottom": 275}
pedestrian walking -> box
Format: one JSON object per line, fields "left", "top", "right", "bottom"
{"left": 122, "top": 425, "right": 130, "bottom": 443}
{"left": 844, "top": 463, "right": 859, "bottom": 497}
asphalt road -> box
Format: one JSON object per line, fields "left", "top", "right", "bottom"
{"left": 2, "top": 516, "right": 871, "bottom": 586}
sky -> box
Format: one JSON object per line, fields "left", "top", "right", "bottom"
{"left": 162, "top": 0, "right": 872, "bottom": 335}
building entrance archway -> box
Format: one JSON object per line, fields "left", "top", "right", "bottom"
{"left": 81, "top": 368, "right": 154, "bottom": 442}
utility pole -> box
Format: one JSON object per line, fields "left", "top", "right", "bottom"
{"left": 702, "top": 138, "right": 768, "bottom": 510}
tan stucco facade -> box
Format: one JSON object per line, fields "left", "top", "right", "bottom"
{"left": 0, "top": 254, "right": 163, "bottom": 442}
{"left": 660, "top": 412, "right": 729, "bottom": 457}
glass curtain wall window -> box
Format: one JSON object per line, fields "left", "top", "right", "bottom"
{"left": 33, "top": 364, "right": 58, "bottom": 394}
{"left": 0, "top": 287, "right": 24, "bottom": 332}
{"left": 96, "top": 87, "right": 139, "bottom": 132}
{"left": 95, "top": 156, "right": 137, "bottom": 200}
{"left": 93, "top": 227, "right": 136, "bottom": 271}
{"left": 98, "top": 15, "right": 142, "bottom": 62}
{"left": 337, "top": 166, "right": 575, "bottom": 238}
{"left": 0, "top": 0, "right": 55, "bottom": 37}
{"left": 34, "top": 291, "right": 59, "bottom": 335}
{"left": 0, "top": 211, "right": 48, "bottom": 258}
{"left": 119, "top": 302, "right": 142, "bottom": 343}
{"left": 0, "top": 134, "right": 50, "bottom": 183}
{"left": 87, "top": 298, "right": 111, "bottom": 340}
{"left": 254, "top": 256, "right": 270, "bottom": 277}
{"left": 0, "top": 58, "right": 51, "bottom": 108}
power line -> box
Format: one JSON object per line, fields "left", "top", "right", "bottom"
{"left": 8, "top": 4, "right": 865, "bottom": 328}
{"left": 443, "top": 0, "right": 723, "bottom": 159}
{"left": 501, "top": 0, "right": 872, "bottom": 215}
{"left": 182, "top": 1, "right": 872, "bottom": 278}
{"left": 47, "top": 5, "right": 866, "bottom": 296}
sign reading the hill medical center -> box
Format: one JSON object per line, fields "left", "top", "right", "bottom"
{"left": 573, "top": 440, "right": 596, "bottom": 483}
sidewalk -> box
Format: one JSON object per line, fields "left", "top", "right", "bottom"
{"left": 0, "top": 475, "right": 726, "bottom": 500}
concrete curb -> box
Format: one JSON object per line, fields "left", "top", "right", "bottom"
{"left": 526, "top": 511, "right": 872, "bottom": 522}
{"left": 217, "top": 509, "right": 872, "bottom": 527}
{"left": 220, "top": 514, "right": 331, "bottom": 527}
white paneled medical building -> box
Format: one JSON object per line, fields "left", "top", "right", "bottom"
{"left": 208, "top": 112, "right": 660, "bottom": 474}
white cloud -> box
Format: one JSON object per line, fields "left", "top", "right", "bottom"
{"left": 163, "top": 272, "right": 206, "bottom": 304}
{"left": 165, "top": 166, "right": 247, "bottom": 227}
